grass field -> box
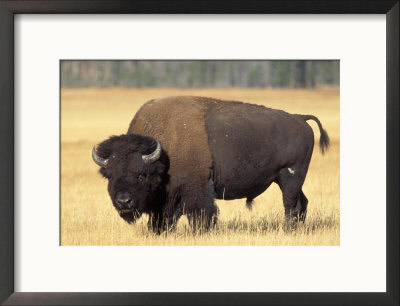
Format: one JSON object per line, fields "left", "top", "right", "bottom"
{"left": 61, "top": 88, "right": 339, "bottom": 245}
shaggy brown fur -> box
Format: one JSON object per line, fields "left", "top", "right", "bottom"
{"left": 128, "top": 97, "right": 217, "bottom": 229}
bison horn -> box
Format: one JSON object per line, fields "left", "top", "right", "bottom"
{"left": 142, "top": 140, "right": 161, "bottom": 165}
{"left": 92, "top": 146, "right": 109, "bottom": 168}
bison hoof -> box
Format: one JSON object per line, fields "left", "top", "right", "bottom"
{"left": 283, "top": 217, "right": 301, "bottom": 232}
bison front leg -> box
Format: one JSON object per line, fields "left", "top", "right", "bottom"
{"left": 147, "top": 212, "right": 164, "bottom": 234}
{"left": 187, "top": 207, "right": 218, "bottom": 233}
{"left": 183, "top": 186, "right": 219, "bottom": 233}
{"left": 147, "top": 211, "right": 181, "bottom": 234}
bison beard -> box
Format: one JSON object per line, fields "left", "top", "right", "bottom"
{"left": 93, "top": 96, "right": 329, "bottom": 233}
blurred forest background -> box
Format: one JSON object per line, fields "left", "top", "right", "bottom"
{"left": 61, "top": 60, "right": 339, "bottom": 88}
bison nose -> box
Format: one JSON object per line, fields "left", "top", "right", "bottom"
{"left": 116, "top": 193, "right": 133, "bottom": 208}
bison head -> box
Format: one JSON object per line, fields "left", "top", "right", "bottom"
{"left": 92, "top": 134, "right": 168, "bottom": 224}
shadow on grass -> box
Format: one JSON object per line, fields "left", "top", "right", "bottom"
{"left": 139, "top": 211, "right": 339, "bottom": 237}
{"left": 208, "top": 213, "right": 338, "bottom": 235}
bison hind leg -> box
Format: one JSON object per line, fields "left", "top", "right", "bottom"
{"left": 246, "top": 197, "right": 254, "bottom": 210}
{"left": 275, "top": 166, "right": 310, "bottom": 231}
{"left": 298, "top": 190, "right": 308, "bottom": 222}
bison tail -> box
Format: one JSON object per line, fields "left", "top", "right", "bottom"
{"left": 298, "top": 114, "right": 330, "bottom": 154}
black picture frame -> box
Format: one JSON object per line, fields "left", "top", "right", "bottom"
{"left": 0, "top": 1, "right": 398, "bottom": 305}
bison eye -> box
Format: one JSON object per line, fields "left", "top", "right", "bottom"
{"left": 138, "top": 174, "right": 144, "bottom": 183}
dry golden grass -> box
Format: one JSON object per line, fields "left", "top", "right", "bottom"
{"left": 61, "top": 88, "right": 339, "bottom": 245}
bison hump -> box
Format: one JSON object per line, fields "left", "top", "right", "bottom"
{"left": 128, "top": 96, "right": 213, "bottom": 187}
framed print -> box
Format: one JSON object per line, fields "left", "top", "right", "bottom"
{"left": 0, "top": 1, "right": 398, "bottom": 305}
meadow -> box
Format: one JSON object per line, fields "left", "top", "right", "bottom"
{"left": 61, "top": 88, "right": 339, "bottom": 245}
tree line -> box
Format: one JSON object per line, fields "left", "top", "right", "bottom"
{"left": 61, "top": 60, "right": 339, "bottom": 88}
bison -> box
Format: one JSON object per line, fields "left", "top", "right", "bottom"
{"left": 92, "top": 96, "right": 329, "bottom": 233}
